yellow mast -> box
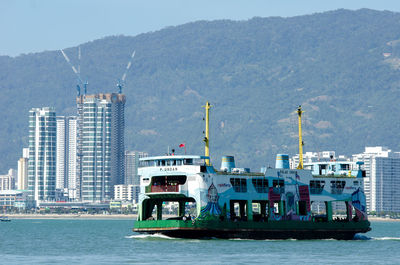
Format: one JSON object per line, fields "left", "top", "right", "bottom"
{"left": 297, "top": 105, "right": 304, "bottom": 169}
{"left": 203, "top": 101, "right": 212, "bottom": 166}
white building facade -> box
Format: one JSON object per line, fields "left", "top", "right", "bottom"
{"left": 28, "top": 107, "right": 57, "bottom": 204}
{"left": 0, "top": 173, "right": 15, "bottom": 191}
{"left": 56, "top": 116, "right": 78, "bottom": 199}
{"left": 125, "top": 151, "right": 148, "bottom": 185}
{"left": 114, "top": 184, "right": 139, "bottom": 203}
{"left": 353, "top": 147, "right": 400, "bottom": 213}
{"left": 18, "top": 148, "right": 29, "bottom": 190}
{"left": 290, "top": 151, "right": 350, "bottom": 169}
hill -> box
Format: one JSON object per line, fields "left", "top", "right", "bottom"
{"left": 1, "top": 8, "right": 400, "bottom": 172}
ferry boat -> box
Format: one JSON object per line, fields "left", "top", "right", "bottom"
{"left": 133, "top": 104, "right": 371, "bottom": 239}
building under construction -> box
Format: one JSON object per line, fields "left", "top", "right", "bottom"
{"left": 76, "top": 93, "right": 126, "bottom": 202}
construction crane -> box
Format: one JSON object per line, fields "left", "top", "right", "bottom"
{"left": 116, "top": 50, "right": 136, "bottom": 94}
{"left": 60, "top": 47, "right": 88, "bottom": 96}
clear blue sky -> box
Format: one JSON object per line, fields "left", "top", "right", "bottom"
{"left": 1, "top": 0, "right": 400, "bottom": 56}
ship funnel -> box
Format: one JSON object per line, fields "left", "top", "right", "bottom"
{"left": 275, "top": 154, "right": 289, "bottom": 169}
{"left": 221, "top": 156, "right": 235, "bottom": 172}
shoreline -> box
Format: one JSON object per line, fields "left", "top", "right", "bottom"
{"left": 2, "top": 214, "right": 399, "bottom": 221}
{"left": 3, "top": 214, "right": 138, "bottom": 219}
{"left": 367, "top": 216, "right": 400, "bottom": 222}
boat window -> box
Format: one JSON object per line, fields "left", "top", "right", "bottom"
{"left": 141, "top": 178, "right": 150, "bottom": 187}
{"left": 161, "top": 160, "right": 166, "bottom": 166}
{"left": 139, "top": 160, "right": 150, "bottom": 167}
{"left": 152, "top": 175, "right": 187, "bottom": 186}
{"left": 353, "top": 181, "right": 359, "bottom": 186}
{"left": 310, "top": 180, "right": 325, "bottom": 194}
{"left": 340, "top": 164, "right": 350, "bottom": 170}
{"left": 230, "top": 178, "right": 247, "bottom": 192}
{"left": 149, "top": 175, "right": 187, "bottom": 193}
{"left": 272, "top": 179, "right": 284, "bottom": 194}
{"left": 252, "top": 178, "right": 269, "bottom": 193}
{"left": 319, "top": 164, "right": 327, "bottom": 175}
{"left": 330, "top": 180, "right": 346, "bottom": 194}
{"left": 176, "top": 160, "right": 182, "bottom": 166}
{"left": 184, "top": 159, "right": 193, "bottom": 165}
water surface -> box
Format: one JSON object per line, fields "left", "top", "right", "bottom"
{"left": 1, "top": 219, "right": 399, "bottom": 264}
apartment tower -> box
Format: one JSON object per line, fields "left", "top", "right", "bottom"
{"left": 17, "top": 148, "right": 29, "bottom": 190}
{"left": 56, "top": 116, "right": 78, "bottom": 199}
{"left": 353, "top": 147, "right": 400, "bottom": 213}
{"left": 77, "top": 93, "right": 125, "bottom": 202}
{"left": 125, "top": 151, "right": 148, "bottom": 185}
{"left": 28, "top": 107, "right": 57, "bottom": 203}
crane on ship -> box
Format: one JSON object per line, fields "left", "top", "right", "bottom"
{"left": 60, "top": 47, "right": 88, "bottom": 96}
{"left": 116, "top": 50, "right": 136, "bottom": 94}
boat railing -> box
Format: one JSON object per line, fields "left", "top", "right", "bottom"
{"left": 312, "top": 174, "right": 355, "bottom": 178}
{"left": 150, "top": 185, "right": 179, "bottom": 193}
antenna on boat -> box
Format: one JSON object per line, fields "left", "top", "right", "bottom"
{"left": 203, "top": 101, "right": 212, "bottom": 166}
{"left": 296, "top": 105, "right": 304, "bottom": 169}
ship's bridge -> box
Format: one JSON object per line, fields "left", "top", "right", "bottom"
{"left": 139, "top": 155, "right": 209, "bottom": 168}
{"left": 139, "top": 155, "right": 210, "bottom": 194}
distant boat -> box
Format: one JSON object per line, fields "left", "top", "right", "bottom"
{"left": 0, "top": 216, "right": 11, "bottom": 222}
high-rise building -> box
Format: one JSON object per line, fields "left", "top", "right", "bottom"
{"left": 353, "top": 147, "right": 400, "bottom": 213}
{"left": 18, "top": 148, "right": 29, "bottom": 190}
{"left": 28, "top": 107, "right": 57, "bottom": 204}
{"left": 125, "top": 151, "right": 148, "bottom": 185}
{"left": 0, "top": 172, "right": 15, "bottom": 191}
{"left": 114, "top": 184, "right": 139, "bottom": 202}
{"left": 18, "top": 157, "right": 28, "bottom": 190}
{"left": 56, "top": 116, "right": 78, "bottom": 199}
{"left": 77, "top": 93, "right": 125, "bottom": 202}
{"left": 289, "top": 151, "right": 350, "bottom": 169}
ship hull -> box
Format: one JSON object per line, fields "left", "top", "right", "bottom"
{"left": 133, "top": 220, "right": 371, "bottom": 240}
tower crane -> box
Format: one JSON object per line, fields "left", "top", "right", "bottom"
{"left": 60, "top": 47, "right": 88, "bottom": 96}
{"left": 117, "top": 50, "right": 136, "bottom": 94}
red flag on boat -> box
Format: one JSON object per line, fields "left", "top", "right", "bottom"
{"left": 179, "top": 143, "right": 186, "bottom": 154}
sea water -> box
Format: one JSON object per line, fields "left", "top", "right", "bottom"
{"left": 0, "top": 219, "right": 399, "bottom": 264}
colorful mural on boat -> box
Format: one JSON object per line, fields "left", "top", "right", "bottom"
{"left": 200, "top": 183, "right": 222, "bottom": 218}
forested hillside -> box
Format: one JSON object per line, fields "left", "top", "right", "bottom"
{"left": 1, "top": 8, "right": 400, "bottom": 172}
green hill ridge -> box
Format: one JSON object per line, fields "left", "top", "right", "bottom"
{"left": 1, "top": 8, "right": 399, "bottom": 172}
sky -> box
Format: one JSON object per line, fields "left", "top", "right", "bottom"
{"left": 1, "top": 0, "right": 400, "bottom": 57}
